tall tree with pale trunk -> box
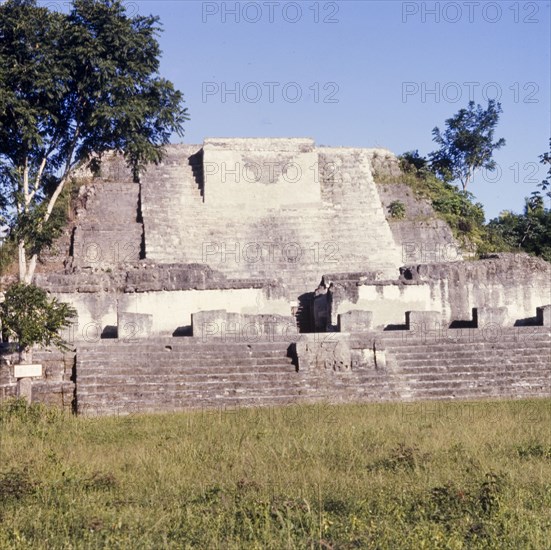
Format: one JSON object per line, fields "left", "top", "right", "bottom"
{"left": 0, "top": 0, "right": 189, "bottom": 283}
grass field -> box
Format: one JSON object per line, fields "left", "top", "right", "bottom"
{"left": 0, "top": 398, "right": 550, "bottom": 549}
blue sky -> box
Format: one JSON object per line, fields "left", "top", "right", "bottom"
{"left": 43, "top": 0, "right": 551, "bottom": 219}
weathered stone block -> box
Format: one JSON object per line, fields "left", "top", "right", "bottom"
{"left": 474, "top": 307, "right": 508, "bottom": 328}
{"left": 296, "top": 337, "right": 351, "bottom": 371}
{"left": 192, "top": 310, "right": 236, "bottom": 339}
{"left": 117, "top": 312, "right": 153, "bottom": 339}
{"left": 405, "top": 311, "right": 441, "bottom": 330}
{"left": 338, "top": 310, "right": 374, "bottom": 332}
{"left": 536, "top": 305, "right": 551, "bottom": 327}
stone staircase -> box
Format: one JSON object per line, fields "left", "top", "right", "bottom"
{"left": 72, "top": 326, "right": 551, "bottom": 416}
{"left": 139, "top": 145, "right": 402, "bottom": 298}
{"left": 379, "top": 327, "right": 551, "bottom": 401}
{"left": 72, "top": 181, "right": 143, "bottom": 269}
{"left": 75, "top": 335, "right": 402, "bottom": 415}
{"left": 76, "top": 339, "right": 302, "bottom": 415}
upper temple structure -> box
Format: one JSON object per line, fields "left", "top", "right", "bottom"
{"left": 2, "top": 138, "right": 550, "bottom": 414}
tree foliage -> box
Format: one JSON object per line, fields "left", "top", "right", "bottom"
{"left": 486, "top": 203, "right": 551, "bottom": 263}
{"left": 0, "top": 283, "right": 77, "bottom": 353}
{"left": 535, "top": 138, "right": 551, "bottom": 201}
{"left": 485, "top": 140, "right": 551, "bottom": 262}
{"left": 429, "top": 100, "right": 506, "bottom": 191}
{"left": 388, "top": 200, "right": 406, "bottom": 219}
{"left": 0, "top": 0, "right": 189, "bottom": 282}
{"left": 399, "top": 139, "right": 551, "bottom": 262}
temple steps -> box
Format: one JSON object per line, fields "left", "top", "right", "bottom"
{"left": 74, "top": 327, "right": 550, "bottom": 415}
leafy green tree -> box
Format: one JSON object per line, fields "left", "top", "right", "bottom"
{"left": 486, "top": 204, "right": 551, "bottom": 262}
{"left": 0, "top": 283, "right": 77, "bottom": 362}
{"left": 429, "top": 100, "right": 506, "bottom": 191}
{"left": 0, "top": 0, "right": 189, "bottom": 283}
{"left": 486, "top": 141, "right": 551, "bottom": 262}
{"left": 535, "top": 138, "right": 551, "bottom": 201}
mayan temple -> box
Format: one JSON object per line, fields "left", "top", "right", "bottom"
{"left": 1, "top": 138, "right": 550, "bottom": 414}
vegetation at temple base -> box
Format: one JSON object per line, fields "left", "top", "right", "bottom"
{"left": 388, "top": 200, "right": 406, "bottom": 219}
{"left": 396, "top": 151, "right": 488, "bottom": 253}
{"left": 0, "top": 282, "right": 76, "bottom": 361}
{"left": 395, "top": 129, "right": 550, "bottom": 261}
{"left": 0, "top": 398, "right": 549, "bottom": 548}
{"left": 0, "top": 0, "right": 188, "bottom": 283}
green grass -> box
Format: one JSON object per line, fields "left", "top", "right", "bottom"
{"left": 1, "top": 398, "right": 550, "bottom": 549}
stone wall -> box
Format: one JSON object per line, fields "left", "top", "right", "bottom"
{"left": 203, "top": 138, "right": 321, "bottom": 207}
{"left": 328, "top": 253, "right": 551, "bottom": 328}
{"left": 35, "top": 264, "right": 291, "bottom": 339}
{"left": 0, "top": 346, "right": 75, "bottom": 410}
{"left": 329, "top": 278, "right": 439, "bottom": 329}
{"left": 399, "top": 253, "right": 551, "bottom": 326}
{"left": 71, "top": 325, "right": 550, "bottom": 416}
{"left": 2, "top": 313, "right": 548, "bottom": 415}
{"left": 34, "top": 253, "right": 550, "bottom": 337}
{"left": 70, "top": 181, "right": 143, "bottom": 271}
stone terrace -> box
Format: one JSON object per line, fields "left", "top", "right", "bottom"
{"left": 7, "top": 139, "right": 549, "bottom": 414}
{"left": 69, "top": 325, "right": 550, "bottom": 416}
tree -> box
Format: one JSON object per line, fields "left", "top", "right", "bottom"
{"left": 0, "top": 283, "right": 77, "bottom": 362}
{"left": 486, "top": 141, "right": 551, "bottom": 263}
{"left": 486, "top": 203, "right": 551, "bottom": 262}
{"left": 0, "top": 0, "right": 189, "bottom": 283}
{"left": 535, "top": 138, "right": 551, "bottom": 201}
{"left": 429, "top": 100, "right": 506, "bottom": 192}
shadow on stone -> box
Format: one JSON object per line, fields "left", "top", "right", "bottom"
{"left": 101, "top": 326, "right": 118, "bottom": 339}
{"left": 383, "top": 324, "right": 407, "bottom": 331}
{"left": 188, "top": 149, "right": 204, "bottom": 198}
{"left": 172, "top": 326, "right": 192, "bottom": 337}
{"left": 449, "top": 319, "right": 476, "bottom": 329}
{"left": 286, "top": 343, "right": 299, "bottom": 371}
{"left": 296, "top": 292, "right": 315, "bottom": 333}
{"left": 514, "top": 316, "right": 540, "bottom": 327}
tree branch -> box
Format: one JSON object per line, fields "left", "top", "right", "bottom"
{"left": 28, "top": 155, "right": 48, "bottom": 203}
{"left": 23, "top": 156, "right": 29, "bottom": 209}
